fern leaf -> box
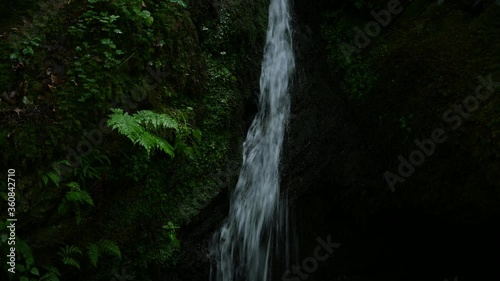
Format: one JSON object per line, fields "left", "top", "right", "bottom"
{"left": 87, "top": 243, "right": 100, "bottom": 267}
{"left": 40, "top": 265, "right": 61, "bottom": 281}
{"left": 135, "top": 110, "right": 179, "bottom": 131}
{"left": 39, "top": 272, "right": 60, "bottom": 281}
{"left": 192, "top": 129, "right": 202, "bottom": 142}
{"left": 96, "top": 154, "right": 111, "bottom": 165}
{"left": 47, "top": 172, "right": 61, "bottom": 186}
{"left": 61, "top": 257, "right": 80, "bottom": 269}
{"left": 17, "top": 239, "right": 35, "bottom": 267}
{"left": 98, "top": 239, "right": 121, "bottom": 259}
{"left": 108, "top": 109, "right": 144, "bottom": 141}
{"left": 60, "top": 245, "right": 82, "bottom": 256}
{"left": 66, "top": 182, "right": 80, "bottom": 190}
{"left": 31, "top": 267, "right": 40, "bottom": 276}
{"left": 43, "top": 265, "right": 61, "bottom": 276}
{"left": 43, "top": 171, "right": 61, "bottom": 187}
{"left": 139, "top": 130, "right": 175, "bottom": 157}
{"left": 65, "top": 190, "right": 94, "bottom": 206}
{"left": 108, "top": 108, "right": 178, "bottom": 157}
{"left": 58, "top": 245, "right": 82, "bottom": 269}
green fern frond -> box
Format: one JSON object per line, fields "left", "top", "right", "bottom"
{"left": 98, "top": 239, "right": 121, "bottom": 259}
{"left": 39, "top": 272, "right": 60, "bottom": 281}
{"left": 42, "top": 171, "right": 61, "bottom": 187}
{"left": 39, "top": 265, "right": 61, "bottom": 281}
{"left": 108, "top": 108, "right": 144, "bottom": 140}
{"left": 135, "top": 110, "right": 179, "bottom": 131}
{"left": 87, "top": 243, "right": 100, "bottom": 267}
{"left": 58, "top": 245, "right": 82, "bottom": 269}
{"left": 64, "top": 182, "right": 94, "bottom": 206}
{"left": 59, "top": 245, "right": 82, "bottom": 256}
{"left": 17, "top": 239, "right": 35, "bottom": 267}
{"left": 66, "top": 182, "right": 80, "bottom": 190}
{"left": 61, "top": 257, "right": 80, "bottom": 269}
{"left": 65, "top": 190, "right": 94, "bottom": 206}
{"left": 58, "top": 182, "right": 94, "bottom": 224}
{"left": 108, "top": 108, "right": 177, "bottom": 157}
{"left": 40, "top": 266, "right": 61, "bottom": 281}
{"left": 137, "top": 130, "right": 175, "bottom": 157}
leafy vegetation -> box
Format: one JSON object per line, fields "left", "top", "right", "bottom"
{"left": 107, "top": 108, "right": 201, "bottom": 157}
{"left": 0, "top": 0, "right": 267, "bottom": 280}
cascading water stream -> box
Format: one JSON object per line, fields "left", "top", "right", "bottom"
{"left": 210, "top": 0, "right": 295, "bottom": 281}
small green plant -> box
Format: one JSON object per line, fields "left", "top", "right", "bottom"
{"left": 399, "top": 113, "right": 414, "bottom": 133}
{"left": 108, "top": 108, "right": 201, "bottom": 157}
{"left": 162, "top": 221, "right": 180, "bottom": 248}
{"left": 321, "top": 12, "right": 378, "bottom": 100}
{"left": 72, "top": 149, "right": 110, "bottom": 189}
{"left": 43, "top": 160, "right": 72, "bottom": 188}
{"left": 57, "top": 182, "right": 94, "bottom": 225}
{"left": 87, "top": 239, "right": 122, "bottom": 267}
{"left": 108, "top": 109, "right": 179, "bottom": 156}
{"left": 1, "top": 226, "right": 61, "bottom": 281}
{"left": 57, "top": 240, "right": 121, "bottom": 272}
{"left": 9, "top": 36, "right": 42, "bottom": 63}
{"left": 58, "top": 245, "right": 82, "bottom": 269}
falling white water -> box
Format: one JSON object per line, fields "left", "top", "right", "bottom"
{"left": 210, "top": 0, "right": 295, "bottom": 281}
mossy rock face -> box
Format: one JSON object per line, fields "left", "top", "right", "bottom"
{"left": 316, "top": 0, "right": 500, "bottom": 195}
{"left": 284, "top": 1, "right": 500, "bottom": 279}
{"left": 0, "top": 0, "right": 269, "bottom": 280}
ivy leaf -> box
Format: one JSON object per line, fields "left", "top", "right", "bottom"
{"left": 31, "top": 267, "right": 40, "bottom": 276}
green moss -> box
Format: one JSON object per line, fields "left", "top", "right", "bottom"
{"left": 321, "top": 11, "right": 379, "bottom": 100}
{"left": 0, "top": 0, "right": 267, "bottom": 279}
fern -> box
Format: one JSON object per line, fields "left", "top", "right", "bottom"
{"left": 87, "top": 243, "right": 100, "bottom": 267}
{"left": 64, "top": 182, "right": 94, "bottom": 206}
{"left": 98, "top": 239, "right": 122, "bottom": 259}
{"left": 135, "top": 110, "right": 179, "bottom": 131}
{"left": 60, "top": 245, "right": 82, "bottom": 256}
{"left": 108, "top": 108, "right": 180, "bottom": 157}
{"left": 86, "top": 239, "right": 120, "bottom": 267}
{"left": 17, "top": 239, "right": 35, "bottom": 267}
{"left": 65, "top": 190, "right": 94, "bottom": 206}
{"left": 58, "top": 245, "right": 82, "bottom": 269}
{"left": 61, "top": 256, "right": 80, "bottom": 270}
{"left": 58, "top": 182, "right": 94, "bottom": 224}
{"left": 42, "top": 171, "right": 61, "bottom": 187}
{"left": 44, "top": 160, "right": 72, "bottom": 188}
{"left": 39, "top": 265, "right": 61, "bottom": 281}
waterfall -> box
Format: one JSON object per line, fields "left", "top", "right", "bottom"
{"left": 210, "top": 0, "right": 295, "bottom": 280}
